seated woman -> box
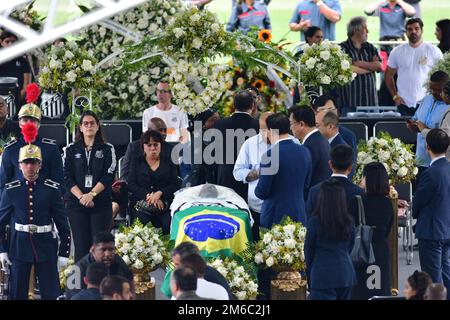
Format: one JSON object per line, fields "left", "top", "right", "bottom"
{"left": 128, "top": 130, "right": 180, "bottom": 234}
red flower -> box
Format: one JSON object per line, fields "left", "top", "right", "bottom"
{"left": 21, "top": 122, "right": 38, "bottom": 144}
{"left": 269, "top": 81, "right": 275, "bottom": 88}
{"left": 26, "top": 83, "right": 41, "bottom": 104}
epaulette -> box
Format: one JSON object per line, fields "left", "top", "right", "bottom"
{"left": 3, "top": 137, "right": 17, "bottom": 149}
{"left": 5, "top": 180, "right": 21, "bottom": 190}
{"left": 44, "top": 179, "right": 60, "bottom": 189}
{"left": 41, "top": 138, "right": 56, "bottom": 145}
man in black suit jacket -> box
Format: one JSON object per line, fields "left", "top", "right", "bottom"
{"left": 290, "top": 106, "right": 331, "bottom": 187}
{"left": 317, "top": 111, "right": 349, "bottom": 148}
{"left": 412, "top": 129, "right": 450, "bottom": 299}
{"left": 213, "top": 90, "right": 259, "bottom": 200}
{"left": 306, "top": 144, "right": 364, "bottom": 222}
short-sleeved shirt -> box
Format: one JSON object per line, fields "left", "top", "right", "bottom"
{"left": 226, "top": 1, "right": 271, "bottom": 34}
{"left": 366, "top": 2, "right": 410, "bottom": 39}
{"left": 142, "top": 104, "right": 189, "bottom": 143}
{"left": 338, "top": 39, "right": 381, "bottom": 109}
{"left": 290, "top": 0, "right": 342, "bottom": 41}
{"left": 387, "top": 42, "right": 443, "bottom": 109}
{"left": 0, "top": 56, "right": 31, "bottom": 91}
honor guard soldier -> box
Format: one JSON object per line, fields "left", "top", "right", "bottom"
{"left": 0, "top": 101, "right": 64, "bottom": 197}
{"left": 0, "top": 143, "right": 71, "bottom": 300}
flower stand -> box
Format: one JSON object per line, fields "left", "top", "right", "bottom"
{"left": 133, "top": 272, "right": 156, "bottom": 300}
{"left": 270, "top": 270, "right": 307, "bottom": 300}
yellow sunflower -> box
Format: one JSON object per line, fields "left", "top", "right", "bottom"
{"left": 258, "top": 29, "right": 272, "bottom": 43}
{"left": 251, "top": 79, "right": 266, "bottom": 91}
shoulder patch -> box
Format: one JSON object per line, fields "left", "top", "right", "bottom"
{"left": 5, "top": 180, "right": 21, "bottom": 189}
{"left": 3, "top": 137, "right": 17, "bottom": 149}
{"left": 42, "top": 138, "right": 57, "bottom": 145}
{"left": 44, "top": 179, "right": 60, "bottom": 189}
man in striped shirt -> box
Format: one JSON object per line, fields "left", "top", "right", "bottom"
{"left": 337, "top": 16, "right": 382, "bottom": 115}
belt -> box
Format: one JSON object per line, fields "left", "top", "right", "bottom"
{"left": 15, "top": 223, "right": 53, "bottom": 234}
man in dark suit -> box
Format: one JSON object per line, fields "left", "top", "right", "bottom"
{"left": 306, "top": 144, "right": 364, "bottom": 221}
{"left": 213, "top": 90, "right": 259, "bottom": 200}
{"left": 412, "top": 129, "right": 450, "bottom": 299}
{"left": 70, "top": 262, "right": 107, "bottom": 300}
{"left": 289, "top": 106, "right": 331, "bottom": 187}
{"left": 317, "top": 111, "right": 348, "bottom": 148}
{"left": 255, "top": 113, "right": 312, "bottom": 227}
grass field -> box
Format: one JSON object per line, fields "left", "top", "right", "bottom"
{"left": 33, "top": 0, "right": 449, "bottom": 52}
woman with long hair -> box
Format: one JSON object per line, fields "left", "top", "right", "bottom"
{"left": 436, "top": 19, "right": 450, "bottom": 54}
{"left": 404, "top": 270, "right": 432, "bottom": 300}
{"left": 351, "top": 162, "right": 394, "bottom": 299}
{"left": 63, "top": 111, "right": 116, "bottom": 262}
{"left": 305, "top": 179, "right": 356, "bottom": 300}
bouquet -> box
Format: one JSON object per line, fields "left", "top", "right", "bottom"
{"left": 354, "top": 132, "right": 418, "bottom": 185}
{"left": 299, "top": 40, "right": 355, "bottom": 91}
{"left": 115, "top": 219, "right": 168, "bottom": 274}
{"left": 254, "top": 216, "right": 307, "bottom": 272}
{"left": 59, "top": 258, "right": 75, "bottom": 290}
{"left": 38, "top": 41, "right": 102, "bottom": 93}
{"left": 10, "top": 0, "right": 44, "bottom": 31}
{"left": 208, "top": 257, "right": 258, "bottom": 300}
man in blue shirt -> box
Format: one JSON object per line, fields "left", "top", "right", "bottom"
{"left": 289, "top": 0, "right": 342, "bottom": 41}
{"left": 409, "top": 71, "right": 449, "bottom": 168}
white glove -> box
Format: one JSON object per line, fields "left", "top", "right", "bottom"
{"left": 57, "top": 256, "right": 69, "bottom": 272}
{"left": 0, "top": 252, "right": 12, "bottom": 270}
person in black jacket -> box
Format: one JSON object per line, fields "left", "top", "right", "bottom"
{"left": 70, "top": 262, "right": 107, "bottom": 300}
{"left": 350, "top": 162, "right": 394, "bottom": 299}
{"left": 63, "top": 111, "right": 116, "bottom": 262}
{"left": 127, "top": 130, "right": 180, "bottom": 234}
{"left": 213, "top": 90, "right": 259, "bottom": 200}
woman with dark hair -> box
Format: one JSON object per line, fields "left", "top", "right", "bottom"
{"left": 63, "top": 110, "right": 116, "bottom": 262}
{"left": 128, "top": 130, "right": 180, "bottom": 234}
{"left": 436, "top": 19, "right": 450, "bottom": 54}
{"left": 305, "top": 179, "right": 356, "bottom": 300}
{"left": 350, "top": 162, "right": 394, "bottom": 299}
{"left": 404, "top": 270, "right": 432, "bottom": 300}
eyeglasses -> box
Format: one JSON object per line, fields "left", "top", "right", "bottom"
{"left": 156, "top": 89, "right": 171, "bottom": 94}
{"left": 82, "top": 120, "right": 97, "bottom": 127}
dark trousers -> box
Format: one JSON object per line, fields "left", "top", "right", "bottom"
{"left": 397, "top": 104, "right": 417, "bottom": 116}
{"left": 10, "top": 257, "right": 60, "bottom": 300}
{"left": 418, "top": 239, "right": 450, "bottom": 299}
{"left": 309, "top": 286, "right": 353, "bottom": 300}
{"left": 131, "top": 209, "right": 171, "bottom": 235}
{"left": 256, "top": 268, "right": 277, "bottom": 300}
{"left": 68, "top": 205, "right": 112, "bottom": 262}
{"left": 250, "top": 209, "right": 260, "bottom": 242}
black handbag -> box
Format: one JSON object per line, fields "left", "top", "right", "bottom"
{"left": 134, "top": 199, "right": 167, "bottom": 216}
{"left": 351, "top": 195, "right": 376, "bottom": 266}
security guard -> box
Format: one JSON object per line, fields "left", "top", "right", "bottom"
{"left": 0, "top": 103, "right": 64, "bottom": 197}
{"left": 0, "top": 143, "right": 71, "bottom": 300}
{"left": 226, "top": 0, "right": 272, "bottom": 34}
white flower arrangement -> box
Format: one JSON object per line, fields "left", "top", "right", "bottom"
{"left": 38, "top": 41, "right": 101, "bottom": 93}
{"left": 254, "top": 217, "right": 307, "bottom": 272}
{"left": 115, "top": 220, "right": 168, "bottom": 274}
{"left": 353, "top": 132, "right": 418, "bottom": 185}
{"left": 299, "top": 40, "right": 355, "bottom": 90}
{"left": 208, "top": 257, "right": 258, "bottom": 300}
{"left": 169, "top": 60, "right": 232, "bottom": 115}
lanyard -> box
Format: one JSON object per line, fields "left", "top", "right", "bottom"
{"left": 85, "top": 147, "right": 92, "bottom": 174}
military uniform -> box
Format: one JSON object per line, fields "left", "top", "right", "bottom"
{"left": 0, "top": 143, "right": 71, "bottom": 300}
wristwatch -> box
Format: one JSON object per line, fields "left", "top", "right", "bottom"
{"left": 393, "top": 95, "right": 399, "bottom": 101}
{"left": 90, "top": 191, "right": 97, "bottom": 197}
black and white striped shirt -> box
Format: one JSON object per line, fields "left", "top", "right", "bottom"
{"left": 338, "top": 39, "right": 380, "bottom": 111}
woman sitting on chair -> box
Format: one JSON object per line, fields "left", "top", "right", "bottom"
{"left": 127, "top": 130, "right": 180, "bottom": 234}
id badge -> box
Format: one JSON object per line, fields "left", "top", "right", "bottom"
{"left": 85, "top": 175, "right": 93, "bottom": 188}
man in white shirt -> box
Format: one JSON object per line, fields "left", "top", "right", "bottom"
{"left": 385, "top": 18, "right": 443, "bottom": 116}
{"left": 142, "top": 81, "right": 189, "bottom": 144}
{"left": 233, "top": 112, "right": 272, "bottom": 241}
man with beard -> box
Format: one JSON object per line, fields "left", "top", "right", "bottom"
{"left": 65, "top": 232, "right": 133, "bottom": 299}
{"left": 385, "top": 18, "right": 443, "bottom": 116}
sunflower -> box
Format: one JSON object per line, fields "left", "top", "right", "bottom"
{"left": 258, "top": 29, "right": 272, "bottom": 43}
{"left": 251, "top": 79, "right": 266, "bottom": 91}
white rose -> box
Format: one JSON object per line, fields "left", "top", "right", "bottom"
{"left": 49, "top": 59, "right": 60, "bottom": 69}
{"left": 282, "top": 224, "right": 296, "bottom": 235}
{"left": 263, "top": 233, "right": 272, "bottom": 244}
{"left": 284, "top": 253, "right": 293, "bottom": 264}
{"left": 211, "top": 23, "right": 220, "bottom": 33}
{"left": 266, "top": 256, "right": 274, "bottom": 267}
{"left": 235, "top": 291, "right": 246, "bottom": 300}
{"left": 413, "top": 167, "right": 418, "bottom": 175}
{"left": 122, "top": 255, "right": 131, "bottom": 265}
{"left": 254, "top": 253, "right": 263, "bottom": 264}
{"left": 192, "top": 38, "right": 203, "bottom": 49}
{"left": 305, "top": 57, "right": 316, "bottom": 69}
{"left": 64, "top": 50, "right": 74, "bottom": 59}
{"left": 173, "top": 28, "right": 185, "bottom": 39}
{"left": 149, "top": 23, "right": 159, "bottom": 33}
{"left": 341, "top": 60, "right": 350, "bottom": 70}
{"left": 65, "top": 71, "right": 77, "bottom": 82}
{"left": 81, "top": 60, "right": 93, "bottom": 72}
{"left": 99, "top": 27, "right": 107, "bottom": 38}
{"left": 133, "top": 259, "right": 144, "bottom": 270}
{"left": 190, "top": 14, "right": 201, "bottom": 23}
{"left": 320, "top": 50, "right": 330, "bottom": 61}
{"left": 128, "top": 85, "right": 137, "bottom": 93}
{"left": 379, "top": 150, "right": 390, "bottom": 162}
{"left": 284, "top": 238, "right": 296, "bottom": 249}
{"left": 321, "top": 75, "right": 331, "bottom": 84}
{"left": 398, "top": 167, "right": 408, "bottom": 177}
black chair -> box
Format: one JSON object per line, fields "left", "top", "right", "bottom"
{"left": 39, "top": 124, "right": 69, "bottom": 151}
{"left": 395, "top": 183, "right": 414, "bottom": 265}
{"left": 340, "top": 121, "right": 368, "bottom": 144}
{"left": 101, "top": 123, "right": 133, "bottom": 160}
{"left": 373, "top": 121, "right": 417, "bottom": 145}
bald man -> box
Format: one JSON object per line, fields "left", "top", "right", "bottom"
{"left": 233, "top": 112, "right": 273, "bottom": 241}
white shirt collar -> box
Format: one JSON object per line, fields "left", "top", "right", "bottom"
{"left": 430, "top": 155, "right": 446, "bottom": 166}
{"left": 331, "top": 173, "right": 348, "bottom": 179}
{"left": 302, "top": 128, "right": 319, "bottom": 144}
{"left": 233, "top": 110, "right": 252, "bottom": 116}
{"left": 328, "top": 132, "right": 339, "bottom": 144}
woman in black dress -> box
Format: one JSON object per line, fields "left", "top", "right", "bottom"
{"left": 351, "top": 162, "right": 394, "bottom": 299}
{"left": 128, "top": 130, "right": 179, "bottom": 234}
